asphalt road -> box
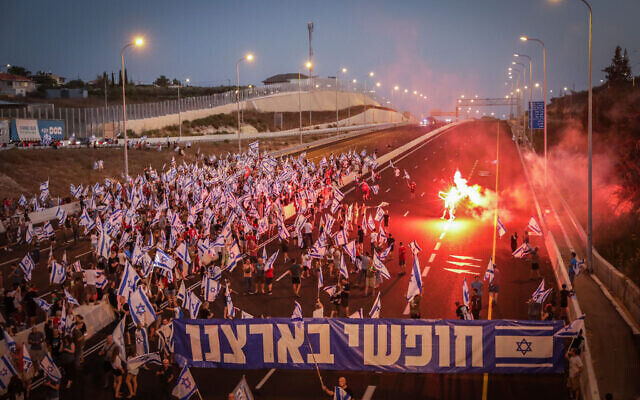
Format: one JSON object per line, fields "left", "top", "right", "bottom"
{"left": 8, "top": 121, "right": 567, "bottom": 399}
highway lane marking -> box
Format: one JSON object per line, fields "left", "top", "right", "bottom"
{"left": 0, "top": 257, "right": 19, "bottom": 266}
{"left": 420, "top": 192, "right": 425, "bottom": 197}
{"left": 403, "top": 211, "right": 409, "bottom": 217}
{"left": 362, "top": 385, "right": 377, "bottom": 400}
{"left": 403, "top": 302, "right": 410, "bottom": 315}
{"left": 385, "top": 188, "right": 391, "bottom": 193}
{"left": 434, "top": 242, "right": 441, "bottom": 251}
{"left": 75, "top": 250, "right": 92, "bottom": 259}
{"left": 428, "top": 253, "right": 436, "bottom": 263}
{"left": 256, "top": 368, "right": 277, "bottom": 390}
{"left": 439, "top": 232, "right": 446, "bottom": 240}
{"left": 421, "top": 266, "right": 431, "bottom": 278}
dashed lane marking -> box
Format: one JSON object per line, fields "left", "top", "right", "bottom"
{"left": 439, "top": 232, "right": 446, "bottom": 240}
{"left": 403, "top": 211, "right": 409, "bottom": 217}
{"left": 421, "top": 266, "right": 431, "bottom": 278}
{"left": 434, "top": 242, "right": 441, "bottom": 251}
{"left": 428, "top": 253, "right": 436, "bottom": 263}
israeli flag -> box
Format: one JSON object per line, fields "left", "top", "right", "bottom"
{"left": 18, "top": 195, "right": 27, "bottom": 207}
{"left": 497, "top": 217, "right": 507, "bottom": 238}
{"left": 40, "top": 180, "right": 49, "bottom": 192}
{"left": 463, "top": 277, "right": 471, "bottom": 309}
{"left": 56, "top": 207, "right": 67, "bottom": 225}
{"left": 408, "top": 240, "right": 422, "bottom": 255}
{"left": 241, "top": 310, "right": 254, "bottom": 319}
{"left": 484, "top": 258, "right": 495, "bottom": 283}
{"left": 187, "top": 291, "right": 202, "bottom": 319}
{"left": 40, "top": 353, "right": 62, "bottom": 383}
{"left": 25, "top": 223, "right": 34, "bottom": 244}
{"left": 512, "top": 242, "right": 533, "bottom": 258}
{"left": 33, "top": 297, "right": 52, "bottom": 314}
{"left": 527, "top": 216, "right": 543, "bottom": 236}
{"left": 339, "top": 254, "right": 349, "bottom": 279}
{"left": 0, "top": 355, "right": 18, "bottom": 391}
{"left": 406, "top": 256, "right": 423, "bottom": 301}
{"left": 3, "top": 330, "right": 16, "bottom": 353}
{"left": 531, "top": 279, "right": 545, "bottom": 302}
{"left": 374, "top": 207, "right": 385, "bottom": 223}
{"left": 42, "top": 221, "right": 54, "bottom": 238}
{"left": 343, "top": 240, "right": 356, "bottom": 263}
{"left": 369, "top": 292, "right": 381, "bottom": 318}
{"left": 19, "top": 253, "right": 35, "bottom": 281}
{"left": 175, "top": 242, "right": 192, "bottom": 265}
{"left": 379, "top": 246, "right": 391, "bottom": 260}
{"left": 317, "top": 265, "right": 324, "bottom": 289}
{"left": 113, "top": 318, "right": 127, "bottom": 363}
{"left": 349, "top": 308, "right": 364, "bottom": 319}
{"left": 334, "top": 386, "right": 352, "bottom": 400}
{"left": 64, "top": 289, "right": 80, "bottom": 306}
{"left": 153, "top": 249, "right": 176, "bottom": 281}
{"left": 118, "top": 262, "right": 141, "bottom": 299}
{"left": 373, "top": 253, "right": 391, "bottom": 280}
{"left": 97, "top": 232, "right": 114, "bottom": 259}
{"left": 494, "top": 323, "right": 556, "bottom": 369}
{"left": 202, "top": 277, "right": 220, "bottom": 302}
{"left": 291, "top": 301, "right": 303, "bottom": 327}
{"left": 50, "top": 262, "right": 66, "bottom": 285}
{"left": 172, "top": 367, "right": 198, "bottom": 400}
{"left": 367, "top": 214, "right": 376, "bottom": 231}
{"left": 128, "top": 287, "right": 157, "bottom": 327}
{"left": 127, "top": 353, "right": 162, "bottom": 371}
{"left": 177, "top": 281, "right": 187, "bottom": 305}
{"left": 248, "top": 140, "right": 259, "bottom": 154}
{"left": 225, "top": 281, "right": 235, "bottom": 318}
{"left": 323, "top": 285, "right": 337, "bottom": 297}
{"left": 554, "top": 315, "right": 585, "bottom": 338}
{"left": 22, "top": 344, "right": 32, "bottom": 373}
{"left": 226, "top": 241, "right": 242, "bottom": 272}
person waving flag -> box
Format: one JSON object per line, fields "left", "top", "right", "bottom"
{"left": 339, "top": 254, "right": 349, "bottom": 279}
{"left": 291, "top": 301, "right": 303, "bottom": 327}
{"left": 172, "top": 367, "right": 198, "bottom": 400}
{"left": 527, "top": 216, "right": 542, "bottom": 236}
{"left": 406, "top": 256, "right": 423, "bottom": 301}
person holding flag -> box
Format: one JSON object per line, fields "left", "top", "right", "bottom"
{"left": 322, "top": 376, "right": 354, "bottom": 399}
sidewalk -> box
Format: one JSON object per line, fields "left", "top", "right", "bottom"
{"left": 519, "top": 146, "right": 640, "bottom": 400}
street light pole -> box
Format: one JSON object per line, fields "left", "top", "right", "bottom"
{"left": 521, "top": 36, "right": 547, "bottom": 185}
{"left": 235, "top": 53, "right": 254, "bottom": 154}
{"left": 120, "top": 37, "right": 144, "bottom": 178}
{"left": 298, "top": 69, "right": 303, "bottom": 144}
{"left": 579, "top": 0, "right": 594, "bottom": 276}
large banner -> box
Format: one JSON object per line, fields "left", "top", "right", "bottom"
{"left": 10, "top": 119, "right": 65, "bottom": 141}
{"left": 173, "top": 318, "right": 565, "bottom": 374}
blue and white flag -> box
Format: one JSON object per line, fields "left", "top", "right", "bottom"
{"left": 135, "top": 326, "right": 150, "bottom": 355}
{"left": 127, "top": 353, "right": 162, "bottom": 371}
{"left": 367, "top": 214, "right": 376, "bottom": 231}
{"left": 369, "top": 292, "right": 381, "bottom": 318}
{"left": 554, "top": 315, "right": 585, "bottom": 338}
{"left": 333, "top": 230, "right": 347, "bottom": 246}
{"left": 512, "top": 242, "right": 533, "bottom": 258}
{"left": 531, "top": 279, "right": 545, "bottom": 302}
{"left": 463, "top": 278, "right": 470, "bottom": 308}
{"left": 153, "top": 249, "right": 176, "bottom": 281}
{"left": 56, "top": 207, "right": 67, "bottom": 225}
{"left": 40, "top": 180, "right": 49, "bottom": 192}
{"left": 374, "top": 207, "right": 385, "bottom": 223}
{"left": 50, "top": 262, "right": 66, "bottom": 284}
{"left": 343, "top": 240, "right": 356, "bottom": 263}
{"left": 406, "top": 256, "right": 423, "bottom": 301}
{"left": 527, "top": 216, "right": 542, "bottom": 236}
{"left": 175, "top": 242, "right": 191, "bottom": 265}
{"left": 0, "top": 355, "right": 18, "bottom": 391}
{"left": 202, "top": 277, "right": 220, "bottom": 302}
{"left": 373, "top": 253, "right": 390, "bottom": 280}
{"left": 118, "top": 262, "right": 141, "bottom": 299}
{"left": 3, "top": 330, "right": 16, "bottom": 353}
{"left": 129, "top": 287, "right": 157, "bottom": 327}
{"left": 187, "top": 291, "right": 202, "bottom": 319}
{"left": 18, "top": 195, "right": 27, "bottom": 207}
{"left": 379, "top": 245, "right": 391, "bottom": 260}
{"left": 19, "top": 253, "right": 35, "bottom": 281}
{"left": 64, "top": 289, "right": 80, "bottom": 306}
{"left": 25, "top": 223, "right": 34, "bottom": 244}
{"left": 177, "top": 281, "right": 187, "bottom": 305}
{"left": 172, "top": 367, "right": 198, "bottom": 400}
{"left": 264, "top": 250, "right": 278, "bottom": 272}
{"left": 291, "top": 301, "right": 303, "bottom": 327}
{"left": 408, "top": 240, "right": 422, "bottom": 255}
{"left": 22, "top": 344, "right": 32, "bottom": 373}
{"left": 497, "top": 217, "right": 507, "bottom": 238}
{"left": 42, "top": 221, "right": 54, "bottom": 238}
{"left": 339, "top": 254, "right": 349, "bottom": 279}
{"left": 40, "top": 353, "right": 62, "bottom": 383}
{"left": 333, "top": 386, "right": 352, "bottom": 400}
{"left": 226, "top": 241, "right": 242, "bottom": 272}
{"left": 112, "top": 318, "right": 127, "bottom": 363}
{"left": 97, "top": 232, "right": 114, "bottom": 259}
{"left": 33, "top": 297, "right": 52, "bottom": 314}
{"left": 317, "top": 265, "right": 324, "bottom": 289}
{"left": 493, "top": 323, "right": 556, "bottom": 370}
{"left": 484, "top": 258, "right": 495, "bottom": 283}
{"left": 225, "top": 281, "right": 235, "bottom": 318}
{"left": 349, "top": 308, "right": 363, "bottom": 319}
{"left": 323, "top": 285, "right": 337, "bottom": 297}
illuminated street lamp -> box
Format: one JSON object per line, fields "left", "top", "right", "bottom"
{"left": 235, "top": 53, "right": 254, "bottom": 153}
{"left": 520, "top": 35, "right": 547, "bottom": 184}
{"left": 298, "top": 61, "right": 312, "bottom": 144}
{"left": 120, "top": 36, "right": 144, "bottom": 178}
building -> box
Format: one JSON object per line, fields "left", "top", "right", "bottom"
{"left": 262, "top": 73, "right": 309, "bottom": 85}
{"left": 0, "top": 73, "right": 37, "bottom": 96}
{"left": 45, "top": 73, "right": 66, "bottom": 86}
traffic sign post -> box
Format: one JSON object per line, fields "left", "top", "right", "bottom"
{"left": 529, "top": 101, "right": 545, "bottom": 130}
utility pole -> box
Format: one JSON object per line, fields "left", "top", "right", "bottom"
{"left": 308, "top": 22, "right": 314, "bottom": 126}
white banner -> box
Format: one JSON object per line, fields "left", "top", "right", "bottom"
{"left": 14, "top": 119, "right": 40, "bottom": 141}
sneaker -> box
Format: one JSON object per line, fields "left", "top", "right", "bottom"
{"left": 268, "top": 291, "right": 273, "bottom": 296}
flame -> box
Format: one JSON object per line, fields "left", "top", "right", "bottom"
{"left": 438, "top": 170, "right": 484, "bottom": 221}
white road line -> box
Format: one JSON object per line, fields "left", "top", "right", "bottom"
{"left": 362, "top": 385, "right": 377, "bottom": 400}
{"left": 275, "top": 270, "right": 291, "bottom": 282}
{"left": 255, "top": 368, "right": 276, "bottom": 390}
{"left": 421, "top": 266, "right": 431, "bottom": 278}
{"left": 385, "top": 188, "right": 391, "bottom": 193}
{"left": 434, "top": 242, "right": 441, "bottom": 251}
{"left": 403, "top": 211, "right": 409, "bottom": 217}
{"left": 439, "top": 232, "right": 446, "bottom": 240}
{"left": 428, "top": 253, "right": 436, "bottom": 263}
{"left": 0, "top": 257, "right": 19, "bottom": 266}
{"left": 420, "top": 192, "right": 425, "bottom": 197}
{"left": 74, "top": 250, "right": 91, "bottom": 259}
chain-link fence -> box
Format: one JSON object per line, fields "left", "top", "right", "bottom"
{"left": 0, "top": 79, "right": 389, "bottom": 139}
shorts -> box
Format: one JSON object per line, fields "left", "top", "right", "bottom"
{"left": 489, "top": 284, "right": 499, "bottom": 293}
{"left": 255, "top": 274, "right": 265, "bottom": 283}
{"left": 113, "top": 368, "right": 123, "bottom": 376}
{"left": 366, "top": 276, "right": 376, "bottom": 287}
{"left": 567, "top": 375, "right": 580, "bottom": 391}
{"left": 531, "top": 263, "right": 539, "bottom": 271}
{"left": 292, "top": 277, "right": 300, "bottom": 284}
{"left": 266, "top": 277, "right": 273, "bottom": 285}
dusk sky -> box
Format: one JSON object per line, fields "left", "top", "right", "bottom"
{"left": 2, "top": 0, "right": 639, "bottom": 115}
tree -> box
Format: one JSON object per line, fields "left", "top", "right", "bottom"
{"left": 154, "top": 75, "right": 170, "bottom": 87}
{"left": 172, "top": 78, "right": 181, "bottom": 86}
{"left": 8, "top": 65, "right": 30, "bottom": 77}
{"left": 111, "top": 71, "right": 115, "bottom": 86}
{"left": 65, "top": 79, "right": 85, "bottom": 89}
{"left": 124, "top": 69, "right": 129, "bottom": 85}
{"left": 602, "top": 45, "right": 632, "bottom": 84}
{"left": 118, "top": 69, "right": 123, "bottom": 86}
{"left": 31, "top": 71, "right": 58, "bottom": 88}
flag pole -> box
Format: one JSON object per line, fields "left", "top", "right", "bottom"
{"left": 304, "top": 330, "right": 324, "bottom": 388}
{"left": 195, "top": 389, "right": 204, "bottom": 400}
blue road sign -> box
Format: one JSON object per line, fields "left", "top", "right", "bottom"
{"left": 529, "top": 101, "right": 545, "bottom": 129}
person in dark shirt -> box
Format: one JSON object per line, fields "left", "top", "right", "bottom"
{"left": 290, "top": 259, "right": 301, "bottom": 297}
{"left": 559, "top": 284, "right": 574, "bottom": 322}
{"left": 339, "top": 277, "right": 350, "bottom": 317}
